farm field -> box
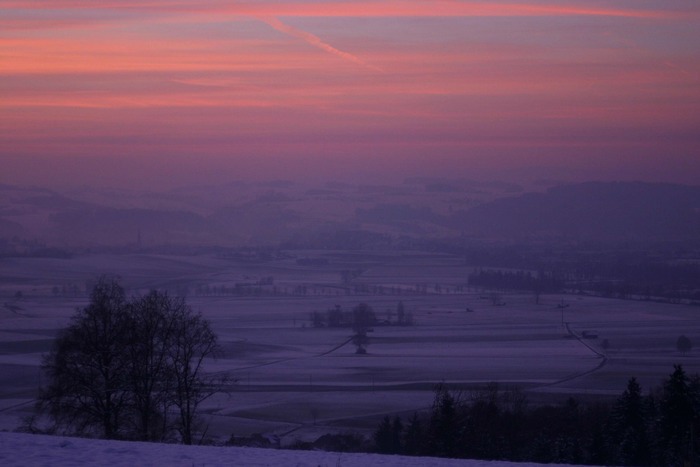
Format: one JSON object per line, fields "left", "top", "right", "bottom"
{"left": 1, "top": 251, "right": 698, "bottom": 445}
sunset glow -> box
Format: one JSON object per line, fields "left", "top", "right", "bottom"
{"left": 2, "top": 0, "right": 699, "bottom": 188}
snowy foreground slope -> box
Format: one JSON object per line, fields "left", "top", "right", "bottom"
{"left": 0, "top": 432, "right": 577, "bottom": 467}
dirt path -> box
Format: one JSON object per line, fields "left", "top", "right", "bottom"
{"left": 215, "top": 335, "right": 354, "bottom": 378}
{"left": 536, "top": 322, "right": 608, "bottom": 388}
{"left": 2, "top": 302, "right": 28, "bottom": 316}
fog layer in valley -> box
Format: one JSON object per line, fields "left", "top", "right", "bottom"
{"left": 1, "top": 178, "right": 699, "bottom": 461}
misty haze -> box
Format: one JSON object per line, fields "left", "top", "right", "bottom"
{"left": 1, "top": 178, "right": 699, "bottom": 465}
{"left": 2, "top": 1, "right": 700, "bottom": 466}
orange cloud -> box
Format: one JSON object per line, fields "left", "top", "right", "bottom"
{"left": 0, "top": 35, "right": 327, "bottom": 75}
{"left": 221, "top": 1, "right": 681, "bottom": 19}
{"left": 2, "top": 0, "right": 698, "bottom": 189}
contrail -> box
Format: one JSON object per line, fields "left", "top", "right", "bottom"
{"left": 259, "top": 16, "right": 382, "bottom": 72}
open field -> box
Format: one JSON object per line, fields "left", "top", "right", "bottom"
{"left": 1, "top": 252, "right": 698, "bottom": 445}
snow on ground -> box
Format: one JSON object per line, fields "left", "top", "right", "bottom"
{"left": 0, "top": 432, "right": 576, "bottom": 467}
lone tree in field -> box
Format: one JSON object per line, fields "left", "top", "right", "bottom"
{"left": 676, "top": 335, "right": 692, "bottom": 354}
{"left": 39, "top": 277, "right": 221, "bottom": 443}
{"left": 396, "top": 301, "right": 405, "bottom": 325}
{"left": 351, "top": 303, "right": 375, "bottom": 354}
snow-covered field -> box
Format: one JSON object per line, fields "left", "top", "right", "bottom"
{"left": 1, "top": 252, "right": 698, "bottom": 444}
{"left": 0, "top": 431, "right": 576, "bottom": 467}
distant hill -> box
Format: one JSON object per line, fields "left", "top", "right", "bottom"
{"left": 49, "top": 207, "right": 212, "bottom": 247}
{"left": 0, "top": 217, "right": 24, "bottom": 238}
{"left": 453, "top": 181, "right": 700, "bottom": 242}
{"left": 0, "top": 185, "right": 215, "bottom": 248}
{"left": 208, "top": 202, "right": 302, "bottom": 244}
{"left": 3, "top": 181, "right": 699, "bottom": 249}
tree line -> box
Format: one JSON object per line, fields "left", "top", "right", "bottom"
{"left": 374, "top": 365, "right": 700, "bottom": 465}
{"left": 468, "top": 269, "right": 564, "bottom": 297}
{"left": 309, "top": 301, "right": 413, "bottom": 329}
{"left": 462, "top": 243, "right": 700, "bottom": 304}
{"left": 34, "top": 277, "right": 222, "bottom": 444}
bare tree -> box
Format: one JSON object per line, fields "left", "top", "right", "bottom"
{"left": 38, "top": 278, "right": 222, "bottom": 444}
{"left": 126, "top": 291, "right": 182, "bottom": 441}
{"left": 39, "top": 277, "right": 131, "bottom": 439}
{"left": 169, "top": 308, "right": 220, "bottom": 445}
{"left": 397, "top": 301, "right": 405, "bottom": 325}
{"left": 352, "top": 303, "right": 375, "bottom": 354}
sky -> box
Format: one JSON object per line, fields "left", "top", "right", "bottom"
{"left": 1, "top": 1, "right": 699, "bottom": 190}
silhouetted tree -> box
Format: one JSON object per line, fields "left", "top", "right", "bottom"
{"left": 427, "top": 383, "right": 459, "bottom": 457}
{"left": 391, "top": 416, "right": 404, "bottom": 454}
{"left": 38, "top": 278, "right": 222, "bottom": 444}
{"left": 464, "top": 383, "right": 502, "bottom": 459}
{"left": 402, "top": 412, "right": 424, "bottom": 456}
{"left": 659, "top": 365, "right": 697, "bottom": 464}
{"left": 126, "top": 291, "right": 182, "bottom": 441}
{"left": 327, "top": 305, "right": 344, "bottom": 327}
{"left": 396, "top": 301, "right": 405, "bottom": 325}
{"left": 310, "top": 311, "right": 324, "bottom": 328}
{"left": 351, "top": 303, "right": 374, "bottom": 354}
{"left": 169, "top": 307, "right": 220, "bottom": 445}
{"left": 587, "top": 423, "right": 609, "bottom": 465}
{"left": 610, "top": 377, "right": 650, "bottom": 465}
{"left": 39, "top": 277, "right": 131, "bottom": 439}
{"left": 374, "top": 416, "right": 393, "bottom": 454}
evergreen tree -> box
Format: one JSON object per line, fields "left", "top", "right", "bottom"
{"left": 427, "top": 384, "right": 459, "bottom": 457}
{"left": 659, "top": 365, "right": 696, "bottom": 464}
{"left": 391, "top": 416, "right": 404, "bottom": 454}
{"left": 610, "top": 378, "right": 650, "bottom": 465}
{"left": 402, "top": 412, "right": 424, "bottom": 456}
{"left": 587, "top": 423, "right": 609, "bottom": 465}
{"left": 373, "top": 416, "right": 393, "bottom": 454}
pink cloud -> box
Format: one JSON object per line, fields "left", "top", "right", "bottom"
{"left": 1, "top": 0, "right": 699, "bottom": 188}
{"left": 259, "top": 16, "right": 382, "bottom": 72}
{"left": 1, "top": 1, "right": 685, "bottom": 19}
